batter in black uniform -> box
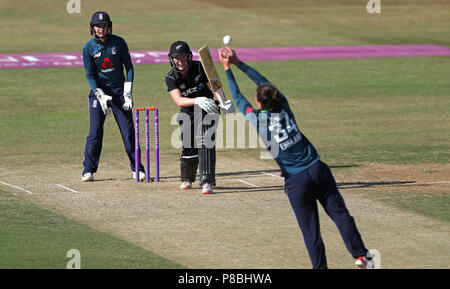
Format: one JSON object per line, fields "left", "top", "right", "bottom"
{"left": 165, "top": 41, "right": 219, "bottom": 194}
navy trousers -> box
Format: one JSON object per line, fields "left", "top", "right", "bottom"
{"left": 82, "top": 87, "right": 144, "bottom": 175}
{"left": 284, "top": 160, "right": 368, "bottom": 269}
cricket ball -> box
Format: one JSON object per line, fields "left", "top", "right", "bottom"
{"left": 222, "top": 35, "right": 232, "bottom": 45}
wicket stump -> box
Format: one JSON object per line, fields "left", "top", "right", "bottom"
{"left": 135, "top": 107, "right": 159, "bottom": 182}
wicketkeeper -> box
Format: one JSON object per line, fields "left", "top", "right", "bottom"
{"left": 81, "top": 11, "right": 145, "bottom": 182}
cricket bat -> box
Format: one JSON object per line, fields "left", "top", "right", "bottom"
{"left": 198, "top": 45, "right": 235, "bottom": 113}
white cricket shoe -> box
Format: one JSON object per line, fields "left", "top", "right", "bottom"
{"left": 202, "top": 183, "right": 213, "bottom": 194}
{"left": 355, "top": 256, "right": 374, "bottom": 269}
{"left": 81, "top": 172, "right": 94, "bottom": 182}
{"left": 132, "top": 171, "right": 146, "bottom": 181}
{"left": 180, "top": 181, "right": 192, "bottom": 190}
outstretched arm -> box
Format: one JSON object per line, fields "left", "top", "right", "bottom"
{"left": 219, "top": 47, "right": 270, "bottom": 86}
{"left": 238, "top": 61, "right": 288, "bottom": 107}
{"left": 236, "top": 62, "right": 270, "bottom": 87}
{"left": 218, "top": 47, "right": 254, "bottom": 116}
{"left": 219, "top": 47, "right": 289, "bottom": 105}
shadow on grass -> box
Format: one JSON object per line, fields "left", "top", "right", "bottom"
{"left": 214, "top": 180, "right": 425, "bottom": 194}
{"left": 338, "top": 181, "right": 419, "bottom": 189}
{"left": 91, "top": 165, "right": 431, "bottom": 194}
{"left": 159, "top": 164, "right": 360, "bottom": 180}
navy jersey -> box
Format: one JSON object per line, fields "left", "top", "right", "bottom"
{"left": 82, "top": 35, "right": 134, "bottom": 90}
{"left": 165, "top": 60, "right": 214, "bottom": 115}
{"left": 226, "top": 62, "right": 319, "bottom": 177}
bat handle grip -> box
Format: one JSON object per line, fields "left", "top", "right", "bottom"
{"left": 215, "top": 89, "right": 235, "bottom": 113}
{"left": 215, "top": 88, "right": 227, "bottom": 106}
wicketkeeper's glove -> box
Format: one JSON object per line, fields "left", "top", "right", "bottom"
{"left": 122, "top": 82, "right": 133, "bottom": 111}
{"left": 94, "top": 88, "right": 112, "bottom": 115}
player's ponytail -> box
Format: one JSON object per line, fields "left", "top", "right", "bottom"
{"left": 256, "top": 84, "right": 283, "bottom": 112}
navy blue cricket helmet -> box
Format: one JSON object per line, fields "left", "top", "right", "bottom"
{"left": 90, "top": 11, "right": 112, "bottom": 38}
{"left": 168, "top": 41, "right": 193, "bottom": 69}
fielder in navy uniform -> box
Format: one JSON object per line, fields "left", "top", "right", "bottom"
{"left": 81, "top": 11, "right": 145, "bottom": 182}
{"left": 219, "top": 47, "right": 373, "bottom": 269}
{"left": 165, "top": 41, "right": 222, "bottom": 194}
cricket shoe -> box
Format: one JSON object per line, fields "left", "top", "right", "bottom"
{"left": 355, "top": 256, "right": 374, "bottom": 269}
{"left": 180, "top": 181, "right": 192, "bottom": 190}
{"left": 81, "top": 172, "right": 94, "bottom": 182}
{"left": 132, "top": 171, "right": 146, "bottom": 182}
{"left": 202, "top": 183, "right": 213, "bottom": 194}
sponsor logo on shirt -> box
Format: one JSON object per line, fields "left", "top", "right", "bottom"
{"left": 101, "top": 57, "right": 115, "bottom": 73}
{"left": 181, "top": 86, "right": 199, "bottom": 97}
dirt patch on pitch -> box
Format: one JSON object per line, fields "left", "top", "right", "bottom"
{"left": 0, "top": 156, "right": 448, "bottom": 268}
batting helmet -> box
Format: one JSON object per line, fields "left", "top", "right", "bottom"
{"left": 90, "top": 11, "right": 112, "bottom": 38}
{"left": 168, "top": 41, "right": 193, "bottom": 69}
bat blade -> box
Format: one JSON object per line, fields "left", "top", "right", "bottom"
{"left": 198, "top": 45, "right": 222, "bottom": 92}
{"left": 198, "top": 45, "right": 235, "bottom": 113}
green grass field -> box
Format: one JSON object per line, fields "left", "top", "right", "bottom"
{"left": 0, "top": 189, "right": 185, "bottom": 268}
{"left": 0, "top": 0, "right": 449, "bottom": 269}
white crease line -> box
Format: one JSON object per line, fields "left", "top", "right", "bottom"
{"left": 403, "top": 181, "right": 450, "bottom": 186}
{"left": 238, "top": 179, "right": 260, "bottom": 187}
{"left": 335, "top": 180, "right": 450, "bottom": 187}
{"left": 56, "top": 184, "right": 79, "bottom": 193}
{"left": 431, "top": 181, "right": 450, "bottom": 184}
{"left": 0, "top": 181, "right": 34, "bottom": 195}
{"left": 262, "top": 172, "right": 283, "bottom": 179}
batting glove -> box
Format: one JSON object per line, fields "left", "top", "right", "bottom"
{"left": 122, "top": 82, "right": 133, "bottom": 111}
{"left": 195, "top": 97, "right": 219, "bottom": 114}
{"left": 94, "top": 88, "right": 112, "bottom": 115}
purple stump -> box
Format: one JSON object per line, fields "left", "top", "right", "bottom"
{"left": 145, "top": 109, "right": 150, "bottom": 182}
{"left": 154, "top": 109, "right": 160, "bottom": 182}
{"left": 134, "top": 110, "right": 140, "bottom": 182}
